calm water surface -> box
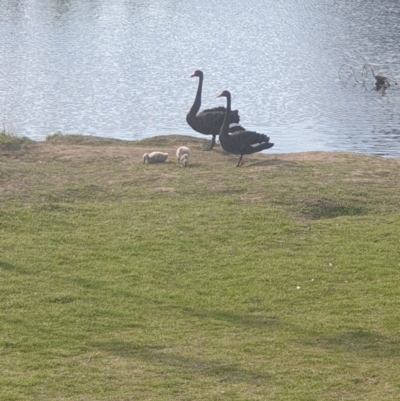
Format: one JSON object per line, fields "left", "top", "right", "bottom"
{"left": 1, "top": 0, "right": 400, "bottom": 156}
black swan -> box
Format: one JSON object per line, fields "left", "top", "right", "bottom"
{"left": 217, "top": 90, "right": 274, "bottom": 167}
{"left": 186, "top": 70, "right": 241, "bottom": 149}
{"left": 362, "top": 63, "right": 397, "bottom": 90}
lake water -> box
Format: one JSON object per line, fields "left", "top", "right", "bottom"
{"left": 1, "top": 0, "right": 400, "bottom": 156}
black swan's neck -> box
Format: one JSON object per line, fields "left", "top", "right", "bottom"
{"left": 219, "top": 92, "right": 231, "bottom": 138}
{"left": 188, "top": 74, "right": 203, "bottom": 116}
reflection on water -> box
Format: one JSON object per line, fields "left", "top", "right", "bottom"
{"left": 1, "top": 0, "right": 400, "bottom": 157}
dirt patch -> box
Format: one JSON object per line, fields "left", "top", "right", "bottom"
{"left": 37, "top": 144, "right": 138, "bottom": 163}
{"left": 1, "top": 134, "right": 400, "bottom": 209}
{"left": 3, "top": 135, "right": 399, "bottom": 169}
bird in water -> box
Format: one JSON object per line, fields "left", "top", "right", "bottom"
{"left": 362, "top": 63, "right": 397, "bottom": 90}
{"left": 217, "top": 90, "right": 274, "bottom": 167}
{"left": 186, "top": 70, "right": 241, "bottom": 150}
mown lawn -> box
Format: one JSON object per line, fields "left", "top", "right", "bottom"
{"left": 1, "top": 134, "right": 400, "bottom": 400}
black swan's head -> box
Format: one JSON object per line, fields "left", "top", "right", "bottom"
{"left": 217, "top": 90, "right": 231, "bottom": 99}
{"left": 190, "top": 70, "right": 203, "bottom": 78}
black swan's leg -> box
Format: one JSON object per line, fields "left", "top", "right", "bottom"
{"left": 201, "top": 136, "right": 215, "bottom": 151}
{"left": 210, "top": 135, "right": 216, "bottom": 149}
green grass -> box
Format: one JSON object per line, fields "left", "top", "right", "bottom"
{"left": 1, "top": 135, "right": 400, "bottom": 400}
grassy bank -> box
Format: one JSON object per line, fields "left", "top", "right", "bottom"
{"left": 1, "top": 134, "right": 400, "bottom": 400}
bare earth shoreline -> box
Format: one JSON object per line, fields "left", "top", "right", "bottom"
{"left": 1, "top": 134, "right": 400, "bottom": 206}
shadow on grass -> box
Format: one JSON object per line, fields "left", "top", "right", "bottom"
{"left": 304, "top": 329, "right": 400, "bottom": 357}
{"left": 71, "top": 276, "right": 104, "bottom": 290}
{"left": 181, "top": 306, "right": 280, "bottom": 329}
{"left": 92, "top": 340, "right": 271, "bottom": 384}
{"left": 0, "top": 260, "right": 30, "bottom": 274}
{"left": 300, "top": 198, "right": 365, "bottom": 220}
